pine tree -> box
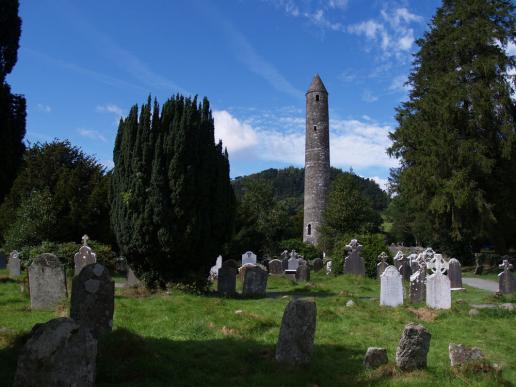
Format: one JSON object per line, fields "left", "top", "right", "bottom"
{"left": 388, "top": 0, "right": 516, "bottom": 255}
{"left": 0, "top": 0, "right": 25, "bottom": 205}
{"left": 111, "top": 95, "right": 235, "bottom": 287}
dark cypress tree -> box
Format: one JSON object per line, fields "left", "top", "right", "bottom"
{"left": 0, "top": 0, "right": 26, "bottom": 205}
{"left": 388, "top": 0, "right": 516, "bottom": 256}
{"left": 111, "top": 95, "right": 235, "bottom": 287}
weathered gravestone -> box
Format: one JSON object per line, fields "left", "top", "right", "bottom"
{"left": 448, "top": 258, "right": 463, "bottom": 289}
{"left": 326, "top": 260, "right": 332, "bottom": 275}
{"left": 70, "top": 263, "right": 114, "bottom": 338}
{"left": 288, "top": 257, "right": 300, "bottom": 271}
{"left": 29, "top": 253, "right": 67, "bottom": 310}
{"left": 8, "top": 250, "right": 21, "bottom": 278}
{"left": 364, "top": 347, "right": 388, "bottom": 369}
{"left": 448, "top": 344, "right": 485, "bottom": 367}
{"left": 343, "top": 239, "right": 365, "bottom": 276}
{"left": 74, "top": 235, "right": 97, "bottom": 276}
{"left": 126, "top": 267, "right": 140, "bottom": 288}
{"left": 242, "top": 251, "right": 257, "bottom": 266}
{"left": 298, "top": 258, "right": 307, "bottom": 267}
{"left": 312, "top": 258, "right": 323, "bottom": 272}
{"left": 217, "top": 265, "right": 237, "bottom": 296}
{"left": 209, "top": 255, "right": 223, "bottom": 279}
{"left": 409, "top": 259, "right": 427, "bottom": 304}
{"left": 296, "top": 265, "right": 310, "bottom": 282}
{"left": 14, "top": 317, "right": 96, "bottom": 387}
{"left": 474, "top": 255, "right": 484, "bottom": 275}
{"left": 426, "top": 254, "right": 451, "bottom": 309}
{"left": 498, "top": 259, "right": 515, "bottom": 294}
{"left": 393, "top": 251, "right": 403, "bottom": 269}
{"left": 222, "top": 259, "right": 239, "bottom": 270}
{"left": 268, "top": 259, "right": 283, "bottom": 275}
{"left": 396, "top": 323, "right": 431, "bottom": 371}
{"left": 242, "top": 266, "right": 268, "bottom": 297}
{"left": 239, "top": 263, "right": 256, "bottom": 282}
{"left": 397, "top": 253, "right": 412, "bottom": 281}
{"left": 275, "top": 299, "right": 316, "bottom": 365}
{"left": 380, "top": 266, "right": 403, "bottom": 307}
{"left": 376, "top": 252, "right": 389, "bottom": 279}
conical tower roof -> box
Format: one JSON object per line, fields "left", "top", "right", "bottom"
{"left": 307, "top": 74, "right": 327, "bottom": 93}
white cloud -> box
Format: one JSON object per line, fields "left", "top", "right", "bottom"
{"left": 369, "top": 176, "right": 389, "bottom": 191}
{"left": 328, "top": 0, "right": 348, "bottom": 10}
{"left": 507, "top": 41, "right": 516, "bottom": 56}
{"left": 381, "top": 8, "right": 422, "bottom": 28}
{"left": 78, "top": 129, "right": 107, "bottom": 143}
{"left": 96, "top": 104, "right": 124, "bottom": 118}
{"left": 269, "top": 0, "right": 345, "bottom": 31}
{"left": 213, "top": 110, "right": 259, "bottom": 152}
{"left": 37, "top": 103, "right": 51, "bottom": 113}
{"left": 101, "top": 160, "right": 114, "bottom": 170}
{"left": 389, "top": 74, "right": 410, "bottom": 92}
{"left": 348, "top": 20, "right": 383, "bottom": 39}
{"left": 361, "top": 89, "right": 378, "bottom": 102}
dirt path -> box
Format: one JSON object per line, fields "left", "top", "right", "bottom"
{"left": 463, "top": 277, "right": 498, "bottom": 292}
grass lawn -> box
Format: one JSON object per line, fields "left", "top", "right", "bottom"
{"left": 1, "top": 268, "right": 515, "bottom": 386}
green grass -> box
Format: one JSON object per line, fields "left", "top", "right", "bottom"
{"left": 1, "top": 268, "right": 515, "bottom": 386}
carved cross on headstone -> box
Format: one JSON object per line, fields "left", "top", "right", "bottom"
{"left": 346, "top": 239, "right": 363, "bottom": 253}
{"left": 378, "top": 252, "right": 388, "bottom": 264}
{"left": 499, "top": 259, "right": 513, "bottom": 272}
{"left": 81, "top": 234, "right": 89, "bottom": 246}
{"left": 427, "top": 254, "right": 448, "bottom": 275}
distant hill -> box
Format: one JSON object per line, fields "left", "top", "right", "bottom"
{"left": 232, "top": 167, "right": 389, "bottom": 212}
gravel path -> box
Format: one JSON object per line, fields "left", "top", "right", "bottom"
{"left": 463, "top": 277, "right": 498, "bottom": 292}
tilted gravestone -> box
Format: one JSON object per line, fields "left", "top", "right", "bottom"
{"left": 448, "top": 258, "right": 463, "bottom": 289}
{"left": 409, "top": 260, "right": 427, "bottom": 304}
{"left": 312, "top": 258, "right": 323, "bottom": 272}
{"left": 209, "top": 255, "right": 223, "bottom": 279}
{"left": 74, "top": 235, "right": 97, "bottom": 276}
{"left": 13, "top": 317, "right": 96, "bottom": 387}
{"left": 29, "top": 253, "right": 67, "bottom": 310}
{"left": 295, "top": 265, "right": 310, "bottom": 282}
{"left": 376, "top": 252, "right": 389, "bottom": 279}
{"left": 70, "top": 263, "right": 114, "bottom": 338}
{"left": 242, "top": 266, "right": 268, "bottom": 297}
{"left": 275, "top": 299, "right": 316, "bottom": 365}
{"left": 380, "top": 266, "right": 403, "bottom": 307}
{"left": 8, "top": 250, "right": 21, "bottom": 278}
{"left": 343, "top": 239, "right": 365, "bottom": 276}
{"left": 241, "top": 251, "right": 257, "bottom": 266}
{"left": 426, "top": 254, "right": 451, "bottom": 309}
{"left": 498, "top": 259, "right": 515, "bottom": 294}
{"left": 268, "top": 259, "right": 283, "bottom": 275}
{"left": 217, "top": 265, "right": 237, "bottom": 296}
{"left": 396, "top": 323, "right": 431, "bottom": 371}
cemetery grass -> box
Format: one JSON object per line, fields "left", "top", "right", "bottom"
{"left": 0, "top": 270, "right": 515, "bottom": 386}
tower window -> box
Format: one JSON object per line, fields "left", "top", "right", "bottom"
{"left": 307, "top": 224, "right": 312, "bottom": 235}
{"left": 315, "top": 94, "right": 319, "bottom": 101}
{"left": 313, "top": 125, "right": 317, "bottom": 132}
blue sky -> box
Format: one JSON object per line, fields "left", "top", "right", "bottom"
{"left": 7, "top": 0, "right": 444, "bottom": 189}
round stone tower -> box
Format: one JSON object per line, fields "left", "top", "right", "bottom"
{"left": 303, "top": 74, "right": 330, "bottom": 246}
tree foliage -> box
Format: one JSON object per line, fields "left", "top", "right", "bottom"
{"left": 388, "top": 0, "right": 516, "bottom": 256}
{"left": 110, "top": 95, "right": 235, "bottom": 287}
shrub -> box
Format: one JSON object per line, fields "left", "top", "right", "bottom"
{"left": 278, "top": 239, "right": 321, "bottom": 261}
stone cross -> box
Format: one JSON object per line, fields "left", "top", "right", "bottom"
{"left": 427, "top": 254, "right": 448, "bottom": 275}
{"left": 82, "top": 234, "right": 89, "bottom": 246}
{"left": 346, "top": 239, "right": 362, "bottom": 253}
{"left": 499, "top": 260, "right": 513, "bottom": 272}
{"left": 377, "top": 252, "right": 389, "bottom": 279}
{"left": 498, "top": 259, "right": 515, "bottom": 294}
{"left": 378, "top": 252, "right": 388, "bottom": 263}
{"left": 343, "top": 239, "right": 365, "bottom": 276}
{"left": 426, "top": 254, "right": 451, "bottom": 309}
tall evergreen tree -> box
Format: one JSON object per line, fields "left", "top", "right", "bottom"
{"left": 388, "top": 0, "right": 516, "bottom": 255}
{"left": 111, "top": 95, "right": 235, "bottom": 287}
{"left": 0, "top": 0, "right": 25, "bottom": 205}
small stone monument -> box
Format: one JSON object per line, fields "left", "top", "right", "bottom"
{"left": 70, "top": 263, "right": 114, "bottom": 338}
{"left": 326, "top": 260, "right": 332, "bottom": 275}
{"left": 380, "top": 266, "right": 403, "bottom": 307}
{"left": 393, "top": 251, "right": 403, "bottom": 269}
{"left": 242, "top": 266, "right": 268, "bottom": 297}
{"left": 275, "top": 299, "right": 316, "bottom": 365}
{"left": 217, "top": 265, "right": 237, "bottom": 296}
{"left": 239, "top": 263, "right": 256, "bottom": 282}
{"left": 13, "top": 317, "right": 96, "bottom": 387}
{"left": 376, "top": 252, "right": 389, "bottom": 278}
{"left": 426, "top": 254, "right": 451, "bottom": 309}
{"left": 364, "top": 347, "right": 388, "bottom": 369}
{"left": 396, "top": 253, "right": 412, "bottom": 281}
{"left": 268, "top": 259, "right": 283, "bottom": 275}
{"left": 281, "top": 250, "right": 289, "bottom": 260}
{"left": 448, "top": 258, "right": 463, "bottom": 289}
{"left": 498, "top": 259, "right": 515, "bottom": 294}
{"left": 8, "top": 250, "right": 21, "bottom": 278}
{"left": 295, "top": 265, "right": 310, "bottom": 282}
{"left": 290, "top": 250, "right": 298, "bottom": 260}
{"left": 409, "top": 259, "right": 427, "bottom": 304}
{"left": 448, "top": 344, "right": 485, "bottom": 367}
{"left": 312, "top": 258, "right": 323, "bottom": 272}
{"left": 73, "top": 235, "right": 97, "bottom": 276}
{"left": 29, "top": 253, "right": 67, "bottom": 310}
{"left": 241, "top": 251, "right": 257, "bottom": 266}
{"left": 126, "top": 267, "right": 140, "bottom": 288}
{"left": 343, "top": 239, "right": 365, "bottom": 276}
{"left": 396, "top": 323, "right": 431, "bottom": 371}
{"left": 288, "top": 256, "right": 299, "bottom": 271}
{"left": 209, "top": 255, "right": 223, "bottom": 279}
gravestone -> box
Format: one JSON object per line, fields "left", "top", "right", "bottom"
{"left": 410, "top": 254, "right": 421, "bottom": 274}
{"left": 242, "top": 251, "right": 257, "bottom": 266}
{"left": 312, "top": 258, "right": 323, "bottom": 272}
{"left": 70, "top": 263, "right": 114, "bottom": 338}
{"left": 409, "top": 260, "right": 427, "bottom": 304}
{"left": 239, "top": 263, "right": 256, "bottom": 282}
{"left": 288, "top": 257, "right": 299, "bottom": 271}
{"left": 376, "top": 252, "right": 389, "bottom": 279}
{"left": 448, "top": 344, "right": 485, "bottom": 367}
{"left": 281, "top": 250, "right": 290, "bottom": 261}
{"left": 474, "top": 255, "right": 483, "bottom": 275}
{"left": 222, "top": 259, "right": 239, "bottom": 271}
{"left": 380, "top": 266, "right": 403, "bottom": 307}
{"left": 364, "top": 347, "right": 388, "bottom": 369}
{"left": 209, "top": 255, "right": 223, "bottom": 279}
{"left": 397, "top": 253, "right": 412, "bottom": 281}
{"left": 289, "top": 250, "right": 298, "bottom": 260}
{"left": 217, "top": 265, "right": 237, "bottom": 296}
{"left": 396, "top": 323, "right": 431, "bottom": 371}
{"left": 115, "top": 257, "right": 128, "bottom": 273}
{"left": 343, "top": 239, "right": 365, "bottom": 276}
{"left": 426, "top": 254, "right": 451, "bottom": 309}
{"left": 498, "top": 259, "right": 515, "bottom": 294}
{"left": 295, "top": 265, "right": 310, "bottom": 282}
{"left": 298, "top": 258, "right": 307, "bottom": 267}
{"left": 268, "top": 259, "right": 283, "bottom": 275}
{"left": 326, "top": 260, "right": 332, "bottom": 275}
{"left": 242, "top": 266, "right": 268, "bottom": 297}
{"left": 74, "top": 235, "right": 97, "bottom": 276}
{"left": 275, "top": 299, "right": 316, "bottom": 365}
{"left": 393, "top": 251, "right": 404, "bottom": 269}
{"left": 13, "top": 317, "right": 96, "bottom": 387}
{"left": 126, "top": 267, "right": 140, "bottom": 287}
{"left": 0, "top": 251, "right": 6, "bottom": 269}
{"left": 448, "top": 258, "right": 463, "bottom": 289}
{"left": 8, "top": 250, "right": 21, "bottom": 278}
{"left": 29, "top": 253, "right": 67, "bottom": 310}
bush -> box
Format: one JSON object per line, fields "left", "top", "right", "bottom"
{"left": 278, "top": 239, "right": 321, "bottom": 261}
{"left": 330, "top": 233, "right": 390, "bottom": 278}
